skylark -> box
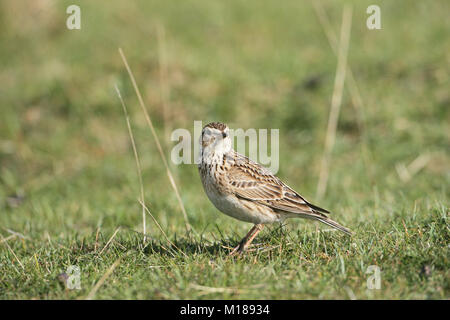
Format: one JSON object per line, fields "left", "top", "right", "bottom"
{"left": 198, "top": 122, "right": 352, "bottom": 255}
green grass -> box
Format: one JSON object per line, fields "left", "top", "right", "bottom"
{"left": 0, "top": 0, "right": 449, "bottom": 299}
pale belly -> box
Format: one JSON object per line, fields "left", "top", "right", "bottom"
{"left": 201, "top": 176, "right": 280, "bottom": 224}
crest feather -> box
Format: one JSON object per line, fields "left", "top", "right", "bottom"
{"left": 204, "top": 122, "right": 227, "bottom": 131}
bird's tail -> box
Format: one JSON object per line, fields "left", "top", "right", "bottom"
{"left": 316, "top": 217, "right": 353, "bottom": 236}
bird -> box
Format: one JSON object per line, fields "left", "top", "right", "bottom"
{"left": 198, "top": 122, "right": 352, "bottom": 255}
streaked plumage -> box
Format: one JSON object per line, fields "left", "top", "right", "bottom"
{"left": 198, "top": 122, "right": 352, "bottom": 254}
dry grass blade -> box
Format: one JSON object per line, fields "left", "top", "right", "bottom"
{"left": 3, "top": 228, "right": 29, "bottom": 240}
{"left": 317, "top": 5, "right": 353, "bottom": 200}
{"left": 94, "top": 227, "right": 100, "bottom": 252}
{"left": 0, "top": 233, "right": 24, "bottom": 270}
{"left": 312, "top": 0, "right": 373, "bottom": 180}
{"left": 156, "top": 22, "right": 172, "bottom": 144}
{"left": 0, "top": 234, "right": 16, "bottom": 243}
{"left": 312, "top": 0, "right": 365, "bottom": 130}
{"left": 189, "top": 283, "right": 263, "bottom": 295}
{"left": 98, "top": 227, "right": 121, "bottom": 256}
{"left": 407, "top": 153, "right": 431, "bottom": 176}
{"left": 139, "top": 199, "right": 188, "bottom": 258}
{"left": 85, "top": 257, "right": 121, "bottom": 300}
{"left": 396, "top": 153, "right": 431, "bottom": 182}
{"left": 344, "top": 285, "right": 357, "bottom": 300}
{"left": 115, "top": 84, "right": 147, "bottom": 242}
{"left": 118, "top": 47, "right": 192, "bottom": 233}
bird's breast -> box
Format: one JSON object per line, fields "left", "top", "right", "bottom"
{"left": 199, "top": 163, "right": 280, "bottom": 224}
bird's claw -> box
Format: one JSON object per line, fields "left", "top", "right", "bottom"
{"left": 229, "top": 242, "right": 246, "bottom": 256}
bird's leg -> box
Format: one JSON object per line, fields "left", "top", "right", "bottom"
{"left": 230, "top": 224, "right": 264, "bottom": 256}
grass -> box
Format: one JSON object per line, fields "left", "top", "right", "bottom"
{"left": 0, "top": 0, "right": 449, "bottom": 299}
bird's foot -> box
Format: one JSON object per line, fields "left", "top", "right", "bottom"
{"left": 229, "top": 224, "right": 264, "bottom": 256}
{"left": 229, "top": 241, "right": 247, "bottom": 256}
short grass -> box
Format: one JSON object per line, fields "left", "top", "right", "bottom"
{"left": 0, "top": 0, "right": 448, "bottom": 299}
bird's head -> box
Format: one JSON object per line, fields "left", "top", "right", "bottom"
{"left": 200, "top": 122, "right": 231, "bottom": 157}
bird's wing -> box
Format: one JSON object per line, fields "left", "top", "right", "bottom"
{"left": 226, "top": 152, "right": 329, "bottom": 216}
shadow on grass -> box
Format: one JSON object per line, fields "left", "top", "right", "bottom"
{"left": 60, "top": 222, "right": 355, "bottom": 264}
{"left": 140, "top": 224, "right": 295, "bottom": 257}
{"left": 142, "top": 237, "right": 235, "bottom": 257}
{"left": 79, "top": 224, "right": 346, "bottom": 259}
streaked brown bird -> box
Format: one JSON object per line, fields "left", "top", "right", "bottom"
{"left": 198, "top": 122, "right": 352, "bottom": 255}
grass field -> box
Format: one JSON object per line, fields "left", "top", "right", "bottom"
{"left": 0, "top": 0, "right": 449, "bottom": 299}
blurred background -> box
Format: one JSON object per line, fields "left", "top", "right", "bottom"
{"left": 0, "top": 0, "right": 448, "bottom": 298}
